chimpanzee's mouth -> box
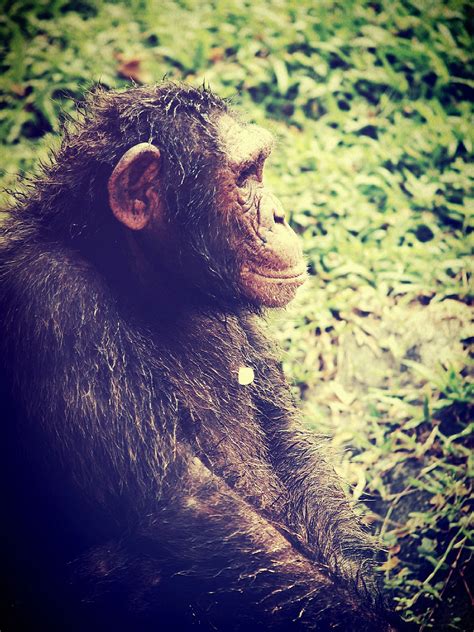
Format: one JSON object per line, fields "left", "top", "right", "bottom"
{"left": 244, "top": 264, "right": 307, "bottom": 283}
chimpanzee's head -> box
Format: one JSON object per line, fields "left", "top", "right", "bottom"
{"left": 105, "top": 83, "right": 306, "bottom": 308}
{"left": 29, "top": 84, "right": 304, "bottom": 308}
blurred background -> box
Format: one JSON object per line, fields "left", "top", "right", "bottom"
{"left": 0, "top": 0, "right": 472, "bottom": 628}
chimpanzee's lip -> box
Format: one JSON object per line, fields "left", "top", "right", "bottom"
{"left": 243, "top": 264, "right": 307, "bottom": 283}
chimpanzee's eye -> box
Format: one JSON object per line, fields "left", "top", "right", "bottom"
{"left": 237, "top": 163, "right": 258, "bottom": 187}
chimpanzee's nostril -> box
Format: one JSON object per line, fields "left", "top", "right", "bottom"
{"left": 273, "top": 209, "right": 285, "bottom": 224}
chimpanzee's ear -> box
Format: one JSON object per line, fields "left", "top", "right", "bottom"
{"left": 108, "top": 143, "right": 162, "bottom": 231}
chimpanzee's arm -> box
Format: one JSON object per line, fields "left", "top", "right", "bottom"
{"left": 241, "top": 318, "right": 380, "bottom": 589}
{"left": 268, "top": 418, "right": 378, "bottom": 581}
{"left": 76, "top": 455, "right": 393, "bottom": 632}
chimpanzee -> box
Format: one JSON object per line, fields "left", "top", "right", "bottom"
{"left": 0, "top": 83, "right": 403, "bottom": 631}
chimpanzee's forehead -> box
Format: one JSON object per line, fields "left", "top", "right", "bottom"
{"left": 217, "top": 114, "right": 275, "bottom": 166}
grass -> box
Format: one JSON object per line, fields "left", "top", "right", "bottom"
{"left": 1, "top": 0, "right": 473, "bottom": 628}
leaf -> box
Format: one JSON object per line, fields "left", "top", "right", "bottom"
{"left": 272, "top": 58, "right": 289, "bottom": 96}
{"left": 379, "top": 556, "right": 400, "bottom": 571}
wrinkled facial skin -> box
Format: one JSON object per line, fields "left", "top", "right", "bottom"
{"left": 218, "top": 115, "right": 307, "bottom": 307}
